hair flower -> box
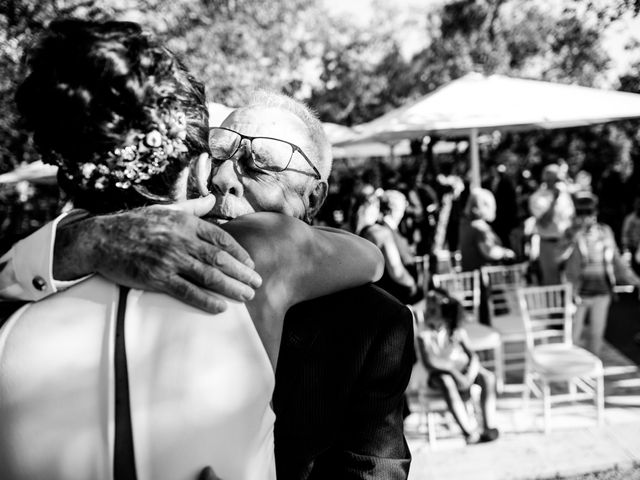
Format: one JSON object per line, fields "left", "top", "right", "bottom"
{"left": 42, "top": 107, "right": 190, "bottom": 193}
{"left": 145, "top": 130, "right": 163, "bottom": 148}
{"left": 120, "top": 145, "right": 137, "bottom": 161}
{"left": 81, "top": 163, "right": 97, "bottom": 179}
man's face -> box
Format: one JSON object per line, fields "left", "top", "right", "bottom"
{"left": 205, "top": 106, "right": 326, "bottom": 222}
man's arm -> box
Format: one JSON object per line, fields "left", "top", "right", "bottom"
{"left": 340, "top": 297, "right": 415, "bottom": 480}
{"left": 1, "top": 196, "right": 262, "bottom": 313}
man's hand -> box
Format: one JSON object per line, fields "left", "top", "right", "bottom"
{"left": 54, "top": 195, "right": 262, "bottom": 314}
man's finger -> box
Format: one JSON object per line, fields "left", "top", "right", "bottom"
{"left": 196, "top": 220, "right": 258, "bottom": 271}
{"left": 163, "top": 275, "right": 229, "bottom": 314}
{"left": 158, "top": 195, "right": 217, "bottom": 216}
{"left": 195, "top": 248, "right": 262, "bottom": 290}
{"left": 181, "top": 257, "right": 256, "bottom": 302}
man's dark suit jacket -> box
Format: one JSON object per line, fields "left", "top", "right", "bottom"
{"left": 274, "top": 284, "right": 415, "bottom": 480}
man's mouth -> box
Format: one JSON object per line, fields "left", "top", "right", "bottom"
{"left": 204, "top": 212, "right": 234, "bottom": 224}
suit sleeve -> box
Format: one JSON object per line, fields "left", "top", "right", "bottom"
{"left": 0, "top": 210, "right": 90, "bottom": 301}
{"left": 339, "top": 300, "right": 415, "bottom": 480}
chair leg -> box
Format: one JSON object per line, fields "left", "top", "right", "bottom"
{"left": 522, "top": 371, "right": 531, "bottom": 411}
{"left": 494, "top": 344, "right": 505, "bottom": 395}
{"left": 427, "top": 411, "right": 437, "bottom": 447}
{"left": 543, "top": 381, "right": 551, "bottom": 434}
{"left": 596, "top": 374, "right": 605, "bottom": 426}
{"left": 569, "top": 380, "right": 577, "bottom": 403}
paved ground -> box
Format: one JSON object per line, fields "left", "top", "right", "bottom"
{"left": 405, "top": 294, "right": 640, "bottom": 480}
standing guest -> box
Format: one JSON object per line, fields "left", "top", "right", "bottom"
{"left": 458, "top": 188, "right": 515, "bottom": 272}
{"left": 528, "top": 163, "right": 575, "bottom": 284}
{"left": 484, "top": 159, "right": 518, "bottom": 249}
{"left": 596, "top": 163, "right": 628, "bottom": 246}
{"left": 622, "top": 195, "right": 640, "bottom": 276}
{"left": 361, "top": 189, "right": 422, "bottom": 305}
{"left": 562, "top": 192, "right": 640, "bottom": 356}
{"left": 0, "top": 88, "right": 415, "bottom": 480}
{"left": 351, "top": 187, "right": 380, "bottom": 236}
{"left": 417, "top": 289, "right": 499, "bottom": 444}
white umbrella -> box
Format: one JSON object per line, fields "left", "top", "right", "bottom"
{"left": 337, "top": 72, "right": 640, "bottom": 186}
{"left": 323, "top": 122, "right": 414, "bottom": 158}
{"left": 0, "top": 161, "right": 58, "bottom": 185}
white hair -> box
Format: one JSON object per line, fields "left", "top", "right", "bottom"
{"left": 242, "top": 90, "right": 332, "bottom": 180}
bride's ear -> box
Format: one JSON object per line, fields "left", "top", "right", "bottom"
{"left": 194, "top": 152, "right": 212, "bottom": 195}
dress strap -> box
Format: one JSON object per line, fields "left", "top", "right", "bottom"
{"left": 114, "top": 286, "right": 138, "bottom": 480}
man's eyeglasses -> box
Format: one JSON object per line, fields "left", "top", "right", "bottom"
{"left": 208, "top": 127, "right": 321, "bottom": 180}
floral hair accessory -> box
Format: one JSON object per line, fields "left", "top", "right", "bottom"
{"left": 45, "top": 109, "right": 189, "bottom": 191}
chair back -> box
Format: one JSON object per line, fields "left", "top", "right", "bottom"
{"left": 516, "top": 284, "right": 573, "bottom": 349}
{"left": 433, "top": 249, "right": 462, "bottom": 274}
{"left": 432, "top": 270, "right": 480, "bottom": 322}
{"left": 481, "top": 263, "right": 528, "bottom": 322}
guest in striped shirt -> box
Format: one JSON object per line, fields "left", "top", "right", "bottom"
{"left": 561, "top": 192, "right": 640, "bottom": 356}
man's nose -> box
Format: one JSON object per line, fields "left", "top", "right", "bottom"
{"left": 210, "top": 157, "right": 244, "bottom": 198}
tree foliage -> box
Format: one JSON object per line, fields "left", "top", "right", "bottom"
{"left": 3, "top": 0, "right": 640, "bottom": 238}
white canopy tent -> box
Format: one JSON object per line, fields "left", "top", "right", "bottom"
{"left": 0, "top": 161, "right": 58, "bottom": 185}
{"left": 336, "top": 72, "right": 640, "bottom": 186}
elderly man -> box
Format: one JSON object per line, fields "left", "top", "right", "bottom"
{"left": 0, "top": 91, "right": 414, "bottom": 480}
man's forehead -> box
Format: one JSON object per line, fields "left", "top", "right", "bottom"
{"left": 221, "top": 106, "right": 310, "bottom": 145}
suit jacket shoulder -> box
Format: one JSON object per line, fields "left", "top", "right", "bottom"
{"left": 274, "top": 284, "right": 414, "bottom": 480}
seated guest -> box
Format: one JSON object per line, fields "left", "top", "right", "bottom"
{"left": 417, "top": 289, "right": 499, "bottom": 444}
{"left": 0, "top": 19, "right": 383, "bottom": 480}
{"left": 459, "top": 188, "right": 515, "bottom": 272}
{"left": 360, "top": 189, "right": 422, "bottom": 304}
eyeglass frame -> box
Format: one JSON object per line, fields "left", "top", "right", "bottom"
{"left": 208, "top": 126, "right": 321, "bottom": 180}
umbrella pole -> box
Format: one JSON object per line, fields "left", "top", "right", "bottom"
{"left": 470, "top": 127, "right": 480, "bottom": 189}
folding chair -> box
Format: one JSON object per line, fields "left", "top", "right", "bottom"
{"left": 517, "top": 284, "right": 604, "bottom": 433}
{"left": 481, "top": 262, "right": 529, "bottom": 390}
{"left": 432, "top": 270, "right": 505, "bottom": 393}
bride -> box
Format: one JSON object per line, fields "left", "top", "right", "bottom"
{"left": 0, "top": 19, "right": 382, "bottom": 480}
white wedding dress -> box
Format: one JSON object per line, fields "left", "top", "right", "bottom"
{"left": 0, "top": 276, "right": 276, "bottom": 480}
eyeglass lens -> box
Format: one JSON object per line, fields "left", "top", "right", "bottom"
{"left": 209, "top": 129, "right": 293, "bottom": 172}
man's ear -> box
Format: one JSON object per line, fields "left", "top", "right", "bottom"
{"left": 306, "top": 180, "right": 328, "bottom": 221}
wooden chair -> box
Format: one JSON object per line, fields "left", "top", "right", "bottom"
{"left": 517, "top": 284, "right": 604, "bottom": 433}
{"left": 431, "top": 270, "right": 505, "bottom": 393}
{"left": 481, "top": 263, "right": 529, "bottom": 391}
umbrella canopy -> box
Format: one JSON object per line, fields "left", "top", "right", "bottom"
{"left": 323, "top": 122, "right": 413, "bottom": 158}
{"left": 0, "top": 161, "right": 58, "bottom": 185}
{"left": 336, "top": 72, "right": 640, "bottom": 185}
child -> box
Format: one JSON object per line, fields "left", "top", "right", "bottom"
{"left": 417, "top": 289, "right": 500, "bottom": 444}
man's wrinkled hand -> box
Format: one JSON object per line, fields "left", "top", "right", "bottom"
{"left": 84, "top": 197, "right": 261, "bottom": 313}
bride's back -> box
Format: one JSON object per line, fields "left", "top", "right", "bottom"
{"left": 0, "top": 276, "right": 276, "bottom": 480}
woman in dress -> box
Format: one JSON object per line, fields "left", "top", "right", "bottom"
{"left": 0, "top": 19, "right": 382, "bottom": 480}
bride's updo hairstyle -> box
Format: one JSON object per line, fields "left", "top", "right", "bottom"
{"left": 16, "top": 19, "right": 208, "bottom": 213}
